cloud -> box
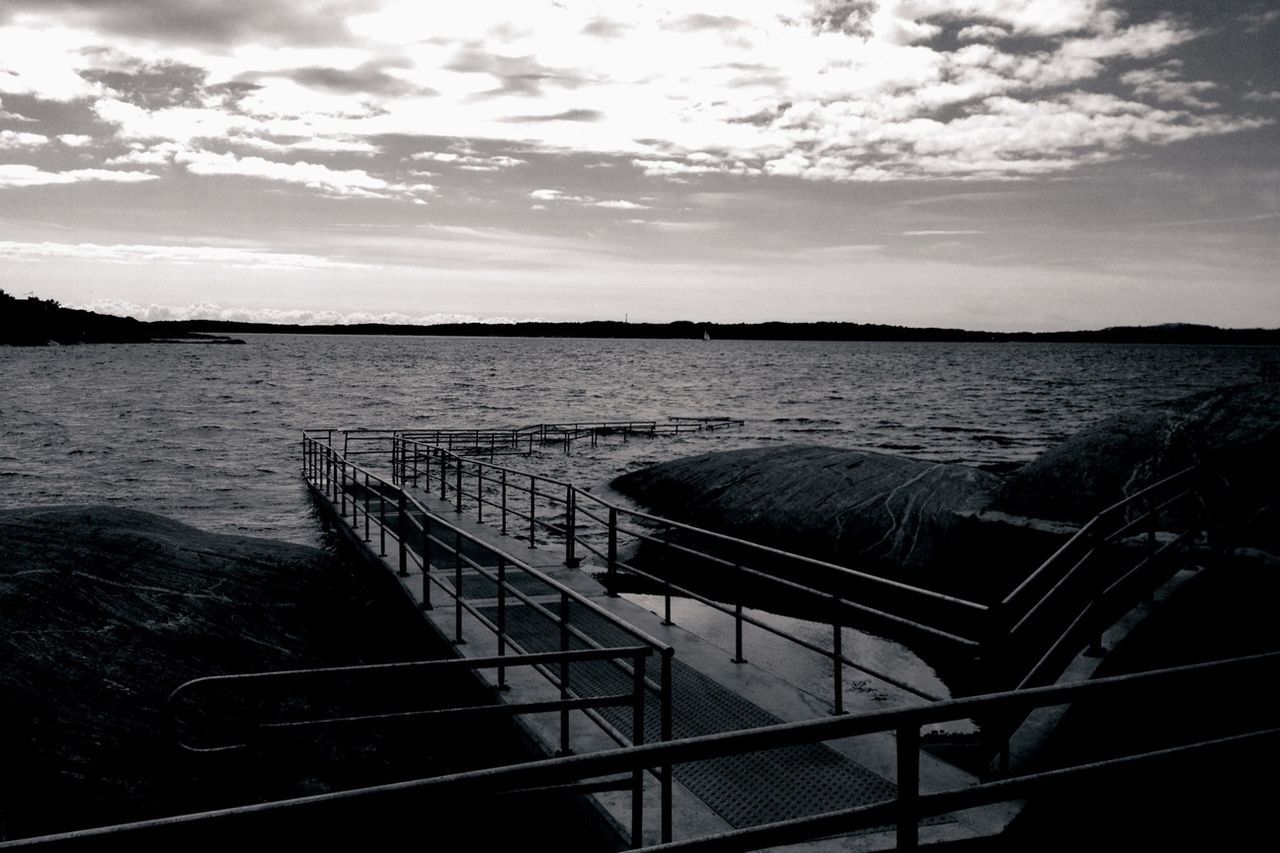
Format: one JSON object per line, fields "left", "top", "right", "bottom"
{"left": 901, "top": 230, "right": 985, "bottom": 236}
{"left": 501, "top": 108, "right": 602, "bottom": 123}
{"left": 0, "top": 129, "right": 49, "bottom": 148}
{"left": 80, "top": 59, "right": 209, "bottom": 109}
{"left": 663, "top": 14, "right": 748, "bottom": 33}
{"left": 1241, "top": 8, "right": 1280, "bottom": 34}
{"left": 254, "top": 60, "right": 430, "bottom": 96}
{"left": 1121, "top": 67, "right": 1217, "bottom": 110}
{"left": 174, "top": 149, "right": 426, "bottom": 199}
{"left": 56, "top": 133, "right": 95, "bottom": 147}
{"left": 411, "top": 149, "right": 526, "bottom": 171}
{"left": 77, "top": 299, "right": 524, "bottom": 325}
{"left": 0, "top": 0, "right": 376, "bottom": 47}
{"left": 528, "top": 188, "right": 647, "bottom": 209}
{"left": 0, "top": 165, "right": 157, "bottom": 187}
{"left": 0, "top": 239, "right": 366, "bottom": 269}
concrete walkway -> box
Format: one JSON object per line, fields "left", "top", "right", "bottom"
{"left": 316, "top": 481, "right": 1017, "bottom": 849}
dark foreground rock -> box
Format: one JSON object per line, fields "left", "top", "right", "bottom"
{"left": 0, "top": 506, "right": 473, "bottom": 843}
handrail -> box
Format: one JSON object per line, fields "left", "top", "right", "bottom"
{"left": 15, "top": 650, "right": 1278, "bottom": 851}
{"left": 393, "top": 432, "right": 984, "bottom": 712}
{"left": 169, "top": 646, "right": 651, "bottom": 754}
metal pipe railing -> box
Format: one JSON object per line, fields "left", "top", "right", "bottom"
{"left": 30, "top": 650, "right": 1280, "bottom": 852}
{"left": 301, "top": 432, "right": 676, "bottom": 841}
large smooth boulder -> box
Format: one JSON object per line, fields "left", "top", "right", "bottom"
{"left": 994, "top": 382, "right": 1280, "bottom": 552}
{"left": 613, "top": 444, "right": 1001, "bottom": 572}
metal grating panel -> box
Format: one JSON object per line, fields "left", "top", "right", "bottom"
{"left": 480, "top": 602, "right": 906, "bottom": 829}
{"left": 457, "top": 571, "right": 553, "bottom": 600}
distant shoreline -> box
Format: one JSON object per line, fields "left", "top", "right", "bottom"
{"left": 148, "top": 318, "right": 1280, "bottom": 346}
{"left": 4, "top": 290, "right": 1280, "bottom": 346}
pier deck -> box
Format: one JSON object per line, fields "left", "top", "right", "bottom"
{"left": 312, "top": 470, "right": 1012, "bottom": 849}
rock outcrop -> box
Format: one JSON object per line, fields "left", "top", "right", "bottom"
{"left": 994, "top": 382, "right": 1280, "bottom": 552}
{"left": 613, "top": 444, "right": 1001, "bottom": 573}
{"left": 0, "top": 506, "right": 425, "bottom": 840}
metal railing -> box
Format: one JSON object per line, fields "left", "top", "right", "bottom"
{"left": 169, "top": 647, "right": 655, "bottom": 844}
{"left": 302, "top": 431, "right": 677, "bottom": 843}
{"left": 987, "top": 467, "right": 1206, "bottom": 692}
{"left": 391, "top": 433, "right": 985, "bottom": 710}
{"left": 15, "top": 650, "right": 1279, "bottom": 851}
{"left": 318, "top": 430, "right": 1210, "bottom": 734}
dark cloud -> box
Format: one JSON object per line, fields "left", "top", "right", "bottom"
{"left": 500, "top": 109, "right": 602, "bottom": 123}
{"left": 445, "top": 49, "right": 587, "bottom": 98}
{"left": 257, "top": 61, "right": 433, "bottom": 97}
{"left": 664, "top": 14, "right": 748, "bottom": 33}
{"left": 807, "top": 0, "right": 874, "bottom": 36}
{"left": 581, "top": 18, "right": 628, "bottom": 38}
{"left": 80, "top": 60, "right": 208, "bottom": 109}
{"left": 0, "top": 0, "right": 376, "bottom": 46}
{"left": 728, "top": 102, "right": 792, "bottom": 126}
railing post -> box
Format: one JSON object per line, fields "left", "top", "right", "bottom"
{"left": 631, "top": 648, "right": 646, "bottom": 848}
{"left": 413, "top": 442, "right": 420, "bottom": 490}
{"left": 476, "top": 463, "right": 484, "bottom": 524}
{"left": 339, "top": 460, "right": 347, "bottom": 517}
{"left": 565, "top": 486, "right": 580, "bottom": 568}
{"left": 607, "top": 507, "right": 618, "bottom": 596}
{"left": 397, "top": 493, "right": 408, "bottom": 577}
{"left": 832, "top": 595, "right": 845, "bottom": 716}
{"left": 455, "top": 459, "right": 463, "bottom": 514}
{"left": 362, "top": 470, "right": 371, "bottom": 542}
{"left": 662, "top": 525, "right": 673, "bottom": 626}
{"left": 439, "top": 452, "right": 447, "bottom": 502}
{"left": 497, "top": 558, "right": 507, "bottom": 690}
{"left": 422, "top": 514, "right": 433, "bottom": 611}
{"left": 660, "top": 649, "right": 673, "bottom": 844}
{"left": 896, "top": 723, "right": 921, "bottom": 850}
{"left": 558, "top": 591, "right": 571, "bottom": 755}
{"left": 529, "top": 478, "right": 537, "bottom": 549}
{"left": 501, "top": 469, "right": 508, "bottom": 535}
{"left": 732, "top": 562, "right": 746, "bottom": 663}
{"left": 378, "top": 480, "right": 387, "bottom": 556}
{"left": 452, "top": 529, "right": 466, "bottom": 644}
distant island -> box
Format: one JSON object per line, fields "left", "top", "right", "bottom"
{"left": 4, "top": 290, "right": 1280, "bottom": 346}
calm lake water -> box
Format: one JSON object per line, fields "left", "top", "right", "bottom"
{"left": 1, "top": 334, "right": 1270, "bottom": 546}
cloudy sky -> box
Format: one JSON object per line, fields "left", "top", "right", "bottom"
{"left": 0, "top": 1, "right": 1276, "bottom": 329}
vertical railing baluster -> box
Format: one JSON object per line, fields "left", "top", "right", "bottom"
{"left": 832, "top": 595, "right": 845, "bottom": 716}
{"left": 455, "top": 458, "right": 463, "bottom": 514}
{"left": 501, "top": 470, "right": 508, "bottom": 535}
{"left": 662, "top": 525, "right": 673, "bottom": 626}
{"left": 422, "top": 514, "right": 432, "bottom": 611}
{"left": 631, "top": 648, "right": 646, "bottom": 848}
{"left": 362, "top": 470, "right": 370, "bottom": 542}
{"left": 896, "top": 724, "right": 920, "bottom": 850}
{"left": 564, "top": 486, "right": 579, "bottom": 567}
{"left": 453, "top": 529, "right": 465, "bottom": 644}
{"left": 732, "top": 562, "right": 745, "bottom": 664}
{"left": 607, "top": 507, "right": 618, "bottom": 596}
{"left": 497, "top": 557, "right": 507, "bottom": 689}
{"left": 439, "top": 452, "right": 446, "bottom": 502}
{"left": 558, "top": 591, "right": 571, "bottom": 755}
{"left": 378, "top": 478, "right": 386, "bottom": 556}
{"left": 660, "top": 649, "right": 673, "bottom": 844}
{"left": 476, "top": 464, "right": 484, "bottom": 524}
{"left": 398, "top": 493, "right": 408, "bottom": 577}
{"left": 529, "top": 478, "right": 537, "bottom": 549}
